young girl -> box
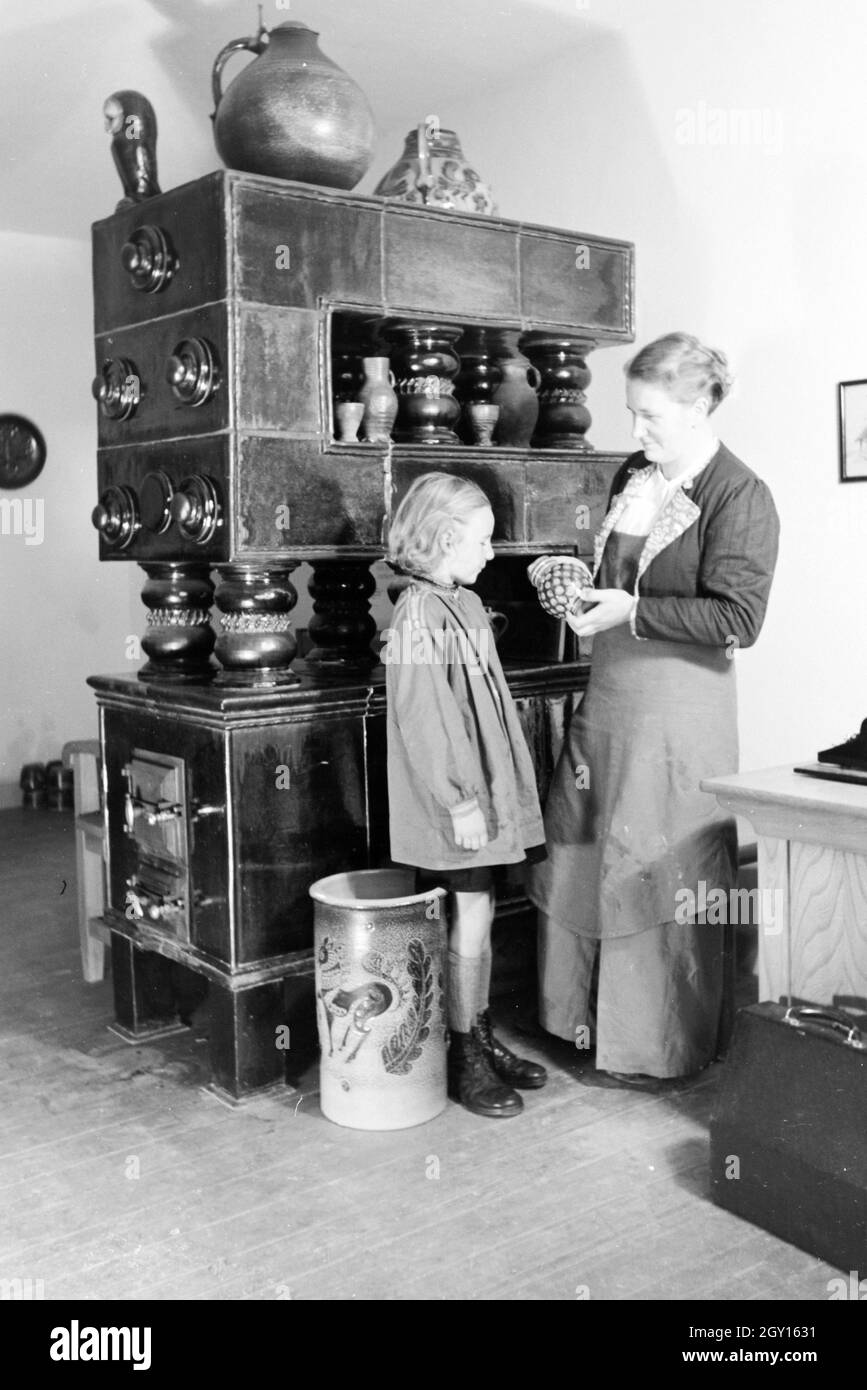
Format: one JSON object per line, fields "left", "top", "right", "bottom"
{"left": 385, "top": 472, "right": 547, "bottom": 1118}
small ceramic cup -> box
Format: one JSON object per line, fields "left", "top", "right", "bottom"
{"left": 466, "top": 402, "right": 499, "bottom": 446}
{"left": 335, "top": 401, "right": 365, "bottom": 442}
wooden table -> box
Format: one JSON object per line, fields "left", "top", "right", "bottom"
{"left": 702, "top": 766, "right": 867, "bottom": 1010}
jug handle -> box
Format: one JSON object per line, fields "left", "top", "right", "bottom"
{"left": 211, "top": 21, "right": 270, "bottom": 113}
{"left": 527, "top": 365, "right": 542, "bottom": 390}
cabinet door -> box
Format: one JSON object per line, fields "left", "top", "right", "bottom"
{"left": 230, "top": 715, "right": 372, "bottom": 961}
{"left": 102, "top": 708, "right": 228, "bottom": 958}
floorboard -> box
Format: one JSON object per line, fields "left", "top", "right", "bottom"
{"left": 0, "top": 806, "right": 848, "bottom": 1303}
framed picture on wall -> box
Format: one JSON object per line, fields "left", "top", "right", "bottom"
{"left": 839, "top": 379, "right": 867, "bottom": 481}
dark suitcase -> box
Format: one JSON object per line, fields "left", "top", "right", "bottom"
{"left": 709, "top": 1001, "right": 867, "bottom": 1272}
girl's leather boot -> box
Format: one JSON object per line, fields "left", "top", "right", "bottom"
{"left": 447, "top": 1029, "right": 523, "bottom": 1117}
{"left": 475, "top": 1009, "right": 547, "bottom": 1089}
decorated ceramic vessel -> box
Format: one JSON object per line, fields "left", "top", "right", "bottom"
{"left": 374, "top": 126, "right": 496, "bottom": 215}
{"left": 527, "top": 554, "right": 594, "bottom": 618}
{"left": 309, "top": 869, "right": 448, "bottom": 1130}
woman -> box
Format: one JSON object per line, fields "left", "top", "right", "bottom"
{"left": 528, "top": 332, "right": 780, "bottom": 1083}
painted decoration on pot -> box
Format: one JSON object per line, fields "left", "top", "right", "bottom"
{"left": 310, "top": 869, "right": 448, "bottom": 1130}
{"left": 374, "top": 119, "right": 496, "bottom": 215}
{"left": 527, "top": 554, "right": 594, "bottom": 618}
{"left": 318, "top": 937, "right": 436, "bottom": 1071}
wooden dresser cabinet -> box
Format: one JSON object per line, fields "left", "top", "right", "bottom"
{"left": 89, "top": 171, "right": 634, "bottom": 1100}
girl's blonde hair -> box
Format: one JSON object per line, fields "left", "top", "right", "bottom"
{"left": 625, "top": 332, "right": 733, "bottom": 414}
{"left": 387, "top": 472, "right": 492, "bottom": 576}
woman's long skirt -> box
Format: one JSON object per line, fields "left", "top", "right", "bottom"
{"left": 527, "top": 622, "right": 739, "bottom": 1077}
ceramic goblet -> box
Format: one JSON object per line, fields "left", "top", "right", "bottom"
{"left": 335, "top": 400, "right": 365, "bottom": 442}
{"left": 466, "top": 402, "right": 499, "bottom": 446}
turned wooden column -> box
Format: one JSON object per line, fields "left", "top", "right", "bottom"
{"left": 383, "top": 319, "right": 462, "bottom": 443}
{"left": 212, "top": 564, "right": 300, "bottom": 684}
{"left": 306, "top": 560, "right": 378, "bottom": 670}
{"left": 331, "top": 323, "right": 366, "bottom": 406}
{"left": 520, "top": 332, "right": 594, "bottom": 451}
{"left": 454, "top": 327, "right": 503, "bottom": 444}
{"left": 139, "top": 562, "right": 216, "bottom": 682}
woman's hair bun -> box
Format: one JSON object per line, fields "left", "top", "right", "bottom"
{"left": 625, "top": 332, "right": 734, "bottom": 413}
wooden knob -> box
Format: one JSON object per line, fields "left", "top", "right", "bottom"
{"left": 165, "top": 355, "right": 186, "bottom": 387}
{"left": 120, "top": 242, "right": 142, "bottom": 274}
{"left": 165, "top": 338, "right": 219, "bottom": 406}
{"left": 91, "top": 485, "right": 139, "bottom": 547}
{"left": 169, "top": 491, "right": 193, "bottom": 525}
{"left": 121, "top": 225, "right": 175, "bottom": 293}
{"left": 169, "top": 475, "right": 220, "bottom": 543}
{"left": 93, "top": 358, "right": 141, "bottom": 420}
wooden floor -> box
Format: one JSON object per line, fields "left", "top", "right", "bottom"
{"left": 0, "top": 807, "right": 845, "bottom": 1303}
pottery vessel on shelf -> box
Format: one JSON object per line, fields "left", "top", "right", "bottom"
{"left": 466, "top": 402, "right": 499, "bottom": 447}
{"left": 359, "top": 357, "right": 398, "bottom": 444}
{"left": 374, "top": 125, "right": 496, "bottom": 214}
{"left": 211, "top": 18, "right": 376, "bottom": 190}
{"left": 334, "top": 401, "right": 365, "bottom": 442}
{"left": 492, "top": 351, "right": 542, "bottom": 447}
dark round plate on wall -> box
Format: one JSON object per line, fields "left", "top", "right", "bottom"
{"left": 0, "top": 414, "right": 47, "bottom": 489}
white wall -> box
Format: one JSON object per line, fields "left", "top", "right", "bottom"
{"left": 3, "top": 0, "right": 866, "bottom": 804}
{"left": 0, "top": 0, "right": 227, "bottom": 806}
{"left": 397, "top": 0, "right": 867, "bottom": 771}
{"left": 0, "top": 231, "right": 141, "bottom": 806}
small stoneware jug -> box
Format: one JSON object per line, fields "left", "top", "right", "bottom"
{"left": 360, "top": 357, "right": 398, "bottom": 444}
{"left": 492, "top": 352, "right": 542, "bottom": 447}
{"left": 211, "top": 16, "right": 376, "bottom": 189}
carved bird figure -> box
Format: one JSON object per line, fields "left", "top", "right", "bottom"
{"left": 103, "top": 89, "right": 162, "bottom": 209}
